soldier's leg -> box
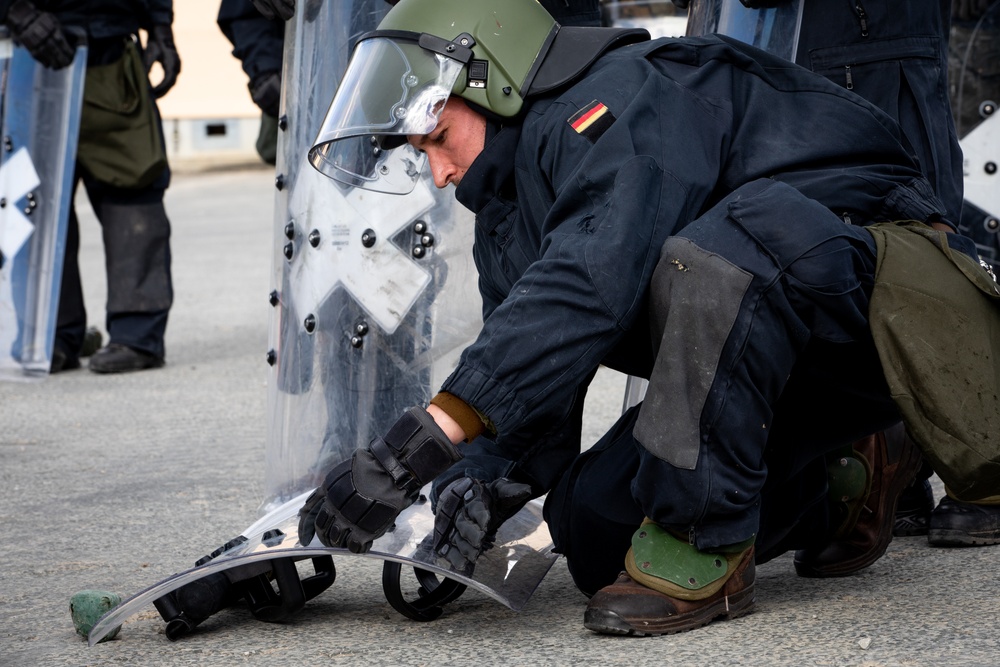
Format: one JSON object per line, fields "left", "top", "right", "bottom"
{"left": 542, "top": 406, "right": 645, "bottom": 597}
{"left": 52, "top": 193, "right": 86, "bottom": 372}
{"left": 84, "top": 170, "right": 172, "bottom": 372}
{"left": 585, "top": 179, "right": 901, "bottom": 635}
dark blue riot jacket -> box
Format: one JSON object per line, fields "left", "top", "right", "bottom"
{"left": 217, "top": 0, "right": 283, "bottom": 82}
{"left": 438, "top": 35, "right": 948, "bottom": 491}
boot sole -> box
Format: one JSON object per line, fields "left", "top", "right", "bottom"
{"left": 89, "top": 357, "right": 165, "bottom": 374}
{"left": 928, "top": 529, "right": 1000, "bottom": 547}
{"left": 583, "top": 586, "right": 756, "bottom": 636}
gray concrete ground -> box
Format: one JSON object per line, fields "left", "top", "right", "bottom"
{"left": 2, "top": 166, "right": 999, "bottom": 667}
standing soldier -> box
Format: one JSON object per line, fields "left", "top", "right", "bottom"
{"left": 2, "top": 0, "right": 180, "bottom": 373}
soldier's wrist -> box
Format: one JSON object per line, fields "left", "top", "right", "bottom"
{"left": 430, "top": 391, "right": 492, "bottom": 442}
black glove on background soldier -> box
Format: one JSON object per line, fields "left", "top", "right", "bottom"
{"left": 3, "top": 0, "right": 74, "bottom": 69}
{"left": 143, "top": 24, "right": 181, "bottom": 98}
{"left": 298, "top": 407, "right": 463, "bottom": 553}
{"left": 250, "top": 0, "right": 324, "bottom": 23}
{"left": 251, "top": 0, "right": 295, "bottom": 21}
{"left": 249, "top": 70, "right": 281, "bottom": 118}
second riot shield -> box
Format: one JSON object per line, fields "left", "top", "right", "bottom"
{"left": 950, "top": 1, "right": 1000, "bottom": 269}
{"left": 0, "top": 29, "right": 86, "bottom": 379}
{"left": 604, "top": 0, "right": 689, "bottom": 39}
{"left": 685, "top": 0, "right": 804, "bottom": 61}
{"left": 86, "top": 489, "right": 558, "bottom": 645}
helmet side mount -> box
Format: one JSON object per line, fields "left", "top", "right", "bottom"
{"left": 417, "top": 32, "right": 476, "bottom": 65}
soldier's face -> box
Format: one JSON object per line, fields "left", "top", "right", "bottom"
{"left": 407, "top": 97, "right": 486, "bottom": 188}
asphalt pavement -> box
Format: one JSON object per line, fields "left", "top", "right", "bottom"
{"left": 1, "top": 165, "right": 999, "bottom": 667}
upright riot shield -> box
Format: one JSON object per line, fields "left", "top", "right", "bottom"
{"left": 604, "top": 0, "right": 689, "bottom": 38}
{"left": 685, "top": 0, "right": 803, "bottom": 61}
{"left": 0, "top": 29, "right": 86, "bottom": 379}
{"left": 951, "top": 1, "right": 1000, "bottom": 269}
{"left": 264, "top": 0, "right": 483, "bottom": 511}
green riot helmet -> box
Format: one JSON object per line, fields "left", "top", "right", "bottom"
{"left": 309, "top": 0, "right": 648, "bottom": 193}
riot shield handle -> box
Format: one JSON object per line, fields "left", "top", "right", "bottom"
{"left": 153, "top": 571, "right": 241, "bottom": 641}
{"left": 244, "top": 555, "right": 336, "bottom": 622}
{"left": 381, "top": 562, "right": 467, "bottom": 621}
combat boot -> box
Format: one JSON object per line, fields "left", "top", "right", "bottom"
{"left": 794, "top": 423, "right": 922, "bottom": 577}
{"left": 928, "top": 496, "right": 1000, "bottom": 547}
{"left": 584, "top": 521, "right": 756, "bottom": 636}
{"left": 89, "top": 343, "right": 164, "bottom": 374}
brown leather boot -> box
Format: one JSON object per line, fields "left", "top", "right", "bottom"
{"left": 793, "top": 423, "right": 922, "bottom": 577}
{"left": 583, "top": 547, "right": 756, "bottom": 636}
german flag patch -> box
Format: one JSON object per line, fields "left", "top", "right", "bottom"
{"left": 568, "top": 100, "right": 615, "bottom": 142}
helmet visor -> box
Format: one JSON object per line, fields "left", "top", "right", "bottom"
{"left": 309, "top": 35, "right": 464, "bottom": 194}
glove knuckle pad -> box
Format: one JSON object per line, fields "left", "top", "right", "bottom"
{"left": 314, "top": 505, "right": 333, "bottom": 530}
{"left": 338, "top": 488, "right": 375, "bottom": 521}
{"left": 357, "top": 500, "right": 397, "bottom": 533}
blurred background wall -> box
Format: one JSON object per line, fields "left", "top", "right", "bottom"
{"left": 155, "top": 0, "right": 263, "bottom": 170}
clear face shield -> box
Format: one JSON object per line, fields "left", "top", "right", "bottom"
{"left": 309, "top": 35, "right": 465, "bottom": 194}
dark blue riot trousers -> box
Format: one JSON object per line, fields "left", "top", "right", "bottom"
{"left": 56, "top": 170, "right": 172, "bottom": 361}
{"left": 544, "top": 179, "right": 902, "bottom": 595}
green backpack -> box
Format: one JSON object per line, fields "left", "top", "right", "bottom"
{"left": 77, "top": 39, "right": 167, "bottom": 189}
{"left": 867, "top": 221, "right": 1000, "bottom": 501}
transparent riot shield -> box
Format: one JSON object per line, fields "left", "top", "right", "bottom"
{"left": 951, "top": 1, "right": 1000, "bottom": 269}
{"left": 87, "top": 490, "right": 558, "bottom": 645}
{"left": 264, "top": 0, "right": 482, "bottom": 511}
{"left": 0, "top": 30, "right": 86, "bottom": 379}
{"left": 685, "top": 0, "right": 804, "bottom": 62}
{"left": 604, "top": 0, "right": 689, "bottom": 38}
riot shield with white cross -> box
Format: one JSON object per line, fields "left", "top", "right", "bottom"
{"left": 263, "top": 0, "right": 482, "bottom": 511}
{"left": 0, "top": 29, "right": 86, "bottom": 379}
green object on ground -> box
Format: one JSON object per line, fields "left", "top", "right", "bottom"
{"left": 70, "top": 590, "right": 121, "bottom": 641}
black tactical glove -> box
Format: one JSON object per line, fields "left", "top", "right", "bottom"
{"left": 3, "top": 0, "right": 74, "bottom": 69}
{"left": 143, "top": 24, "right": 181, "bottom": 98}
{"left": 299, "top": 407, "right": 463, "bottom": 553}
{"left": 431, "top": 477, "right": 533, "bottom": 571}
{"left": 251, "top": 0, "right": 295, "bottom": 21}
{"left": 249, "top": 70, "right": 281, "bottom": 118}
